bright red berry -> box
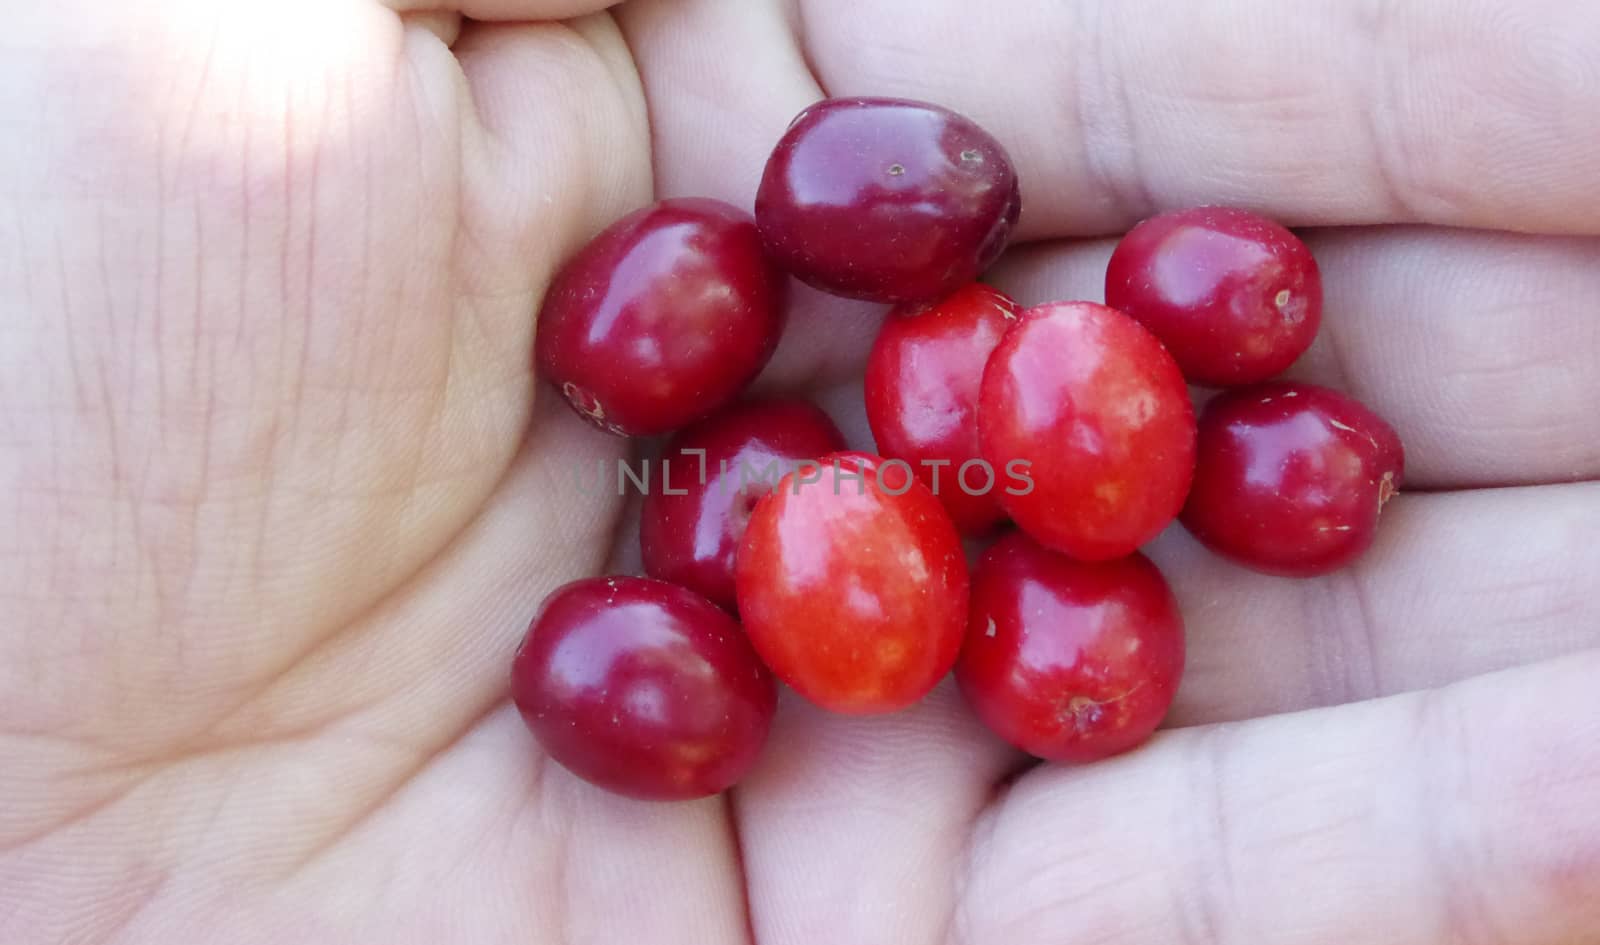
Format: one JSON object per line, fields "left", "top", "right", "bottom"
{"left": 979, "top": 301, "right": 1197, "bottom": 561}
{"left": 755, "top": 98, "right": 1020, "bottom": 303}
{"left": 640, "top": 399, "right": 846, "bottom": 611}
{"left": 864, "top": 283, "right": 1021, "bottom": 535}
{"left": 510, "top": 576, "right": 776, "bottom": 800}
{"left": 535, "top": 198, "right": 786, "bottom": 437}
{"left": 735, "top": 452, "right": 969, "bottom": 715}
{"left": 1181, "top": 381, "right": 1404, "bottom": 576}
{"left": 1106, "top": 207, "right": 1322, "bottom": 387}
{"left": 957, "top": 532, "right": 1185, "bottom": 763}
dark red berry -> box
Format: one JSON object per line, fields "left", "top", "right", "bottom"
{"left": 535, "top": 198, "right": 786, "bottom": 436}
{"left": 640, "top": 399, "right": 846, "bottom": 611}
{"left": 510, "top": 576, "right": 776, "bottom": 800}
{"left": 755, "top": 98, "right": 1020, "bottom": 304}
{"left": 979, "top": 302, "right": 1196, "bottom": 561}
{"left": 865, "top": 283, "right": 1021, "bottom": 534}
{"left": 957, "top": 532, "right": 1185, "bottom": 763}
{"left": 1181, "top": 381, "right": 1404, "bottom": 576}
{"left": 1106, "top": 207, "right": 1322, "bottom": 387}
{"left": 735, "top": 452, "right": 969, "bottom": 715}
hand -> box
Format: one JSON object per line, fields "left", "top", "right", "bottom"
{"left": 3, "top": 1, "right": 1597, "bottom": 942}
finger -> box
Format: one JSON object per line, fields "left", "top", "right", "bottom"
{"left": 400, "top": 10, "right": 461, "bottom": 46}
{"left": 990, "top": 228, "right": 1600, "bottom": 488}
{"left": 958, "top": 650, "right": 1600, "bottom": 945}
{"left": 454, "top": 14, "right": 652, "bottom": 269}
{"left": 735, "top": 684, "right": 1019, "bottom": 945}
{"left": 1147, "top": 483, "right": 1600, "bottom": 726}
{"left": 800, "top": 0, "right": 1600, "bottom": 237}
{"left": 1290, "top": 229, "right": 1600, "bottom": 488}
{"left": 615, "top": 0, "right": 888, "bottom": 389}
{"left": 382, "top": 0, "right": 623, "bottom": 19}
{"left": 617, "top": 0, "right": 817, "bottom": 206}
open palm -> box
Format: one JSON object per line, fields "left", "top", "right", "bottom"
{"left": 4, "top": 0, "right": 1598, "bottom": 942}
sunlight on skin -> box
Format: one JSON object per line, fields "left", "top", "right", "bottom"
{"left": 2, "top": 0, "right": 479, "bottom": 747}
{"left": 0, "top": 0, "right": 651, "bottom": 745}
{"left": 1, "top": 3, "right": 666, "bottom": 939}
{"left": 2, "top": 0, "right": 1600, "bottom": 942}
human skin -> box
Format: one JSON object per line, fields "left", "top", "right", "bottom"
{"left": 2, "top": 1, "right": 1599, "bottom": 944}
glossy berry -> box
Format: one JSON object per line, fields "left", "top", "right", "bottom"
{"left": 640, "top": 399, "right": 846, "bottom": 611}
{"left": 1181, "top": 381, "right": 1404, "bottom": 576}
{"left": 865, "top": 283, "right": 1021, "bottom": 534}
{"left": 1106, "top": 206, "right": 1322, "bottom": 387}
{"left": 735, "top": 452, "right": 969, "bottom": 715}
{"left": 510, "top": 576, "right": 776, "bottom": 800}
{"left": 957, "top": 532, "right": 1185, "bottom": 763}
{"left": 979, "top": 302, "right": 1197, "bottom": 561}
{"left": 755, "top": 98, "right": 1021, "bottom": 304}
{"left": 535, "top": 198, "right": 786, "bottom": 436}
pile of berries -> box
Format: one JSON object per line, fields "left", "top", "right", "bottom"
{"left": 514, "top": 98, "right": 1404, "bottom": 801}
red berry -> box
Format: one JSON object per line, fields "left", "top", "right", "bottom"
{"left": 957, "top": 532, "right": 1185, "bottom": 763}
{"left": 510, "top": 576, "right": 776, "bottom": 800}
{"left": 640, "top": 399, "right": 846, "bottom": 611}
{"left": 865, "top": 283, "right": 1021, "bottom": 535}
{"left": 735, "top": 452, "right": 969, "bottom": 715}
{"left": 979, "top": 302, "right": 1197, "bottom": 561}
{"left": 1181, "top": 381, "right": 1405, "bottom": 576}
{"left": 535, "top": 198, "right": 786, "bottom": 437}
{"left": 1105, "top": 207, "right": 1322, "bottom": 387}
{"left": 755, "top": 98, "right": 1020, "bottom": 304}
